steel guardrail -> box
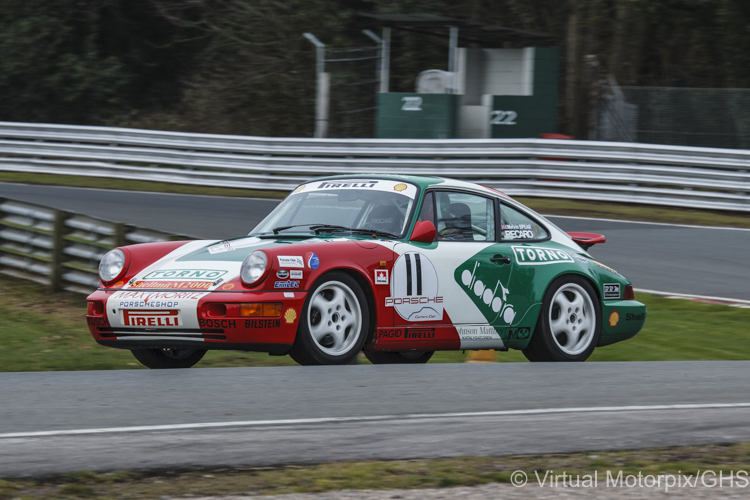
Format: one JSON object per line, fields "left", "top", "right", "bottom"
{"left": 0, "top": 121, "right": 748, "bottom": 212}
{"left": 0, "top": 198, "right": 191, "bottom": 294}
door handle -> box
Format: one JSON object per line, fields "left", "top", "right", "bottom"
{"left": 490, "top": 255, "right": 511, "bottom": 264}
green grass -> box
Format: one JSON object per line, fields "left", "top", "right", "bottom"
{"left": 1, "top": 172, "right": 749, "bottom": 228}
{"left": 1, "top": 273, "right": 748, "bottom": 372}
{"left": 2, "top": 443, "right": 750, "bottom": 498}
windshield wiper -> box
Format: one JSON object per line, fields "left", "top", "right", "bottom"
{"left": 313, "top": 225, "right": 398, "bottom": 239}
{"left": 271, "top": 224, "right": 319, "bottom": 234}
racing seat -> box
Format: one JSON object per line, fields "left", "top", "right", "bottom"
{"left": 439, "top": 202, "right": 474, "bottom": 240}
{"left": 365, "top": 204, "right": 404, "bottom": 235}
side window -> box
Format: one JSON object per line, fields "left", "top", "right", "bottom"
{"left": 500, "top": 204, "right": 548, "bottom": 240}
{"left": 417, "top": 192, "right": 435, "bottom": 225}
{"left": 434, "top": 191, "right": 495, "bottom": 242}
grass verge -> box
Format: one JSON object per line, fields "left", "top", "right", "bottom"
{"left": 1, "top": 173, "right": 748, "bottom": 228}
{"left": 1, "top": 443, "right": 750, "bottom": 498}
{"left": 1, "top": 274, "right": 748, "bottom": 371}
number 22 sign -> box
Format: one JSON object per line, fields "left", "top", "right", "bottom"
{"left": 490, "top": 110, "right": 517, "bottom": 125}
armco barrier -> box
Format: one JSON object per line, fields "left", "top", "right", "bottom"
{"left": 0, "top": 121, "right": 748, "bottom": 212}
{"left": 0, "top": 198, "right": 190, "bottom": 294}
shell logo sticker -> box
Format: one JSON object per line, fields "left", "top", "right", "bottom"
{"left": 284, "top": 309, "right": 297, "bottom": 324}
{"left": 221, "top": 283, "right": 235, "bottom": 290}
{"left": 609, "top": 311, "right": 620, "bottom": 327}
{"left": 294, "top": 185, "right": 306, "bottom": 194}
{"left": 393, "top": 183, "right": 407, "bottom": 192}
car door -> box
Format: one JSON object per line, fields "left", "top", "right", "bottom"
{"left": 391, "top": 190, "right": 515, "bottom": 348}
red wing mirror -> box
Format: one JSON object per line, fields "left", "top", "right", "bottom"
{"left": 567, "top": 232, "right": 606, "bottom": 251}
{"left": 410, "top": 220, "right": 436, "bottom": 243}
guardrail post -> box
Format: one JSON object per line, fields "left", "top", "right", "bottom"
{"left": 113, "top": 223, "right": 127, "bottom": 248}
{"left": 50, "top": 210, "right": 70, "bottom": 292}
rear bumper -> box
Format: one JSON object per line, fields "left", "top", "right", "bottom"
{"left": 599, "top": 300, "right": 647, "bottom": 347}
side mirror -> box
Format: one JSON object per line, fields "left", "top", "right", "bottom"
{"left": 410, "top": 220, "right": 436, "bottom": 243}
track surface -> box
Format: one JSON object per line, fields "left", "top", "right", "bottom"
{"left": 1, "top": 183, "right": 747, "bottom": 299}
{"left": 2, "top": 362, "right": 750, "bottom": 476}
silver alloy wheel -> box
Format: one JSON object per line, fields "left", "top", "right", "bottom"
{"left": 548, "top": 283, "right": 596, "bottom": 356}
{"left": 308, "top": 280, "right": 363, "bottom": 356}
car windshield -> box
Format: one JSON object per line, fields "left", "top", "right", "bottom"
{"left": 249, "top": 179, "right": 418, "bottom": 238}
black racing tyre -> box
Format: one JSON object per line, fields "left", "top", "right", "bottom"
{"left": 364, "top": 350, "right": 434, "bottom": 364}
{"left": 288, "top": 271, "right": 370, "bottom": 366}
{"left": 523, "top": 275, "right": 601, "bottom": 362}
{"left": 131, "top": 348, "right": 207, "bottom": 369}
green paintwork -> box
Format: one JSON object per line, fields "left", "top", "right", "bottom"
{"left": 376, "top": 93, "right": 459, "bottom": 139}
{"left": 599, "top": 301, "right": 647, "bottom": 346}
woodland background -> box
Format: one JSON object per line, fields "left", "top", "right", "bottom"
{"left": 1, "top": 0, "right": 749, "bottom": 138}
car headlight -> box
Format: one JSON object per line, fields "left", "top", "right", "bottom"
{"left": 99, "top": 249, "right": 126, "bottom": 283}
{"left": 241, "top": 250, "right": 268, "bottom": 285}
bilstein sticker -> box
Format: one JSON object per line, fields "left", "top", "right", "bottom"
{"left": 512, "top": 246, "right": 574, "bottom": 265}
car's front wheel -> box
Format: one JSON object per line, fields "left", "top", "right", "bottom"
{"left": 523, "top": 275, "right": 600, "bottom": 362}
{"left": 289, "top": 272, "right": 369, "bottom": 365}
{"left": 131, "top": 348, "right": 207, "bottom": 369}
{"left": 364, "top": 350, "right": 434, "bottom": 364}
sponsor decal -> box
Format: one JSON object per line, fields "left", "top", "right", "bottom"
{"left": 592, "top": 260, "right": 620, "bottom": 275}
{"left": 130, "top": 280, "right": 212, "bottom": 290}
{"left": 283, "top": 292, "right": 294, "bottom": 298}
{"left": 278, "top": 256, "right": 304, "bottom": 268}
{"left": 284, "top": 308, "right": 297, "bottom": 324}
{"left": 609, "top": 311, "right": 620, "bottom": 327}
{"left": 317, "top": 180, "right": 379, "bottom": 189}
{"left": 293, "top": 185, "right": 306, "bottom": 194}
{"left": 394, "top": 183, "right": 407, "bottom": 192}
{"left": 371, "top": 217, "right": 393, "bottom": 224}
{"left": 386, "top": 252, "right": 443, "bottom": 322}
{"left": 404, "top": 328, "right": 435, "bottom": 339}
{"left": 308, "top": 253, "right": 320, "bottom": 270}
{"left": 507, "top": 327, "right": 531, "bottom": 340}
{"left": 274, "top": 281, "right": 300, "bottom": 289}
{"left": 512, "top": 246, "right": 574, "bottom": 265}
{"left": 457, "top": 325, "right": 499, "bottom": 342}
{"left": 276, "top": 270, "right": 289, "bottom": 279}
{"left": 112, "top": 291, "right": 208, "bottom": 301}
{"left": 143, "top": 269, "right": 228, "bottom": 281}
{"left": 208, "top": 241, "right": 235, "bottom": 254}
{"left": 604, "top": 283, "right": 621, "bottom": 300}
{"left": 626, "top": 312, "right": 645, "bottom": 321}
{"left": 571, "top": 252, "right": 589, "bottom": 264}
{"left": 245, "top": 318, "right": 282, "bottom": 328}
{"left": 221, "top": 283, "right": 235, "bottom": 290}
{"left": 123, "top": 310, "right": 180, "bottom": 327}
{"left": 375, "top": 269, "right": 389, "bottom": 285}
{"left": 503, "top": 229, "right": 534, "bottom": 239}
{"left": 458, "top": 260, "right": 516, "bottom": 325}
{"left": 86, "top": 317, "right": 110, "bottom": 328}
{"left": 377, "top": 328, "right": 402, "bottom": 339}
{"left": 502, "top": 224, "right": 532, "bottom": 230}
{"left": 290, "top": 270, "right": 303, "bottom": 280}
{"left": 199, "top": 318, "right": 237, "bottom": 329}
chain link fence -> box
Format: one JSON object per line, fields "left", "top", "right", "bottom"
{"left": 616, "top": 87, "right": 750, "bottom": 150}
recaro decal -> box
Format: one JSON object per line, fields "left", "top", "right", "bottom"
{"left": 512, "top": 246, "right": 574, "bottom": 265}
{"left": 386, "top": 252, "right": 443, "bottom": 322}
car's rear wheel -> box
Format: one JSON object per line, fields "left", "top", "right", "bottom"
{"left": 131, "top": 348, "right": 206, "bottom": 369}
{"left": 364, "top": 350, "right": 434, "bottom": 364}
{"left": 289, "top": 272, "right": 369, "bottom": 365}
{"left": 523, "top": 275, "right": 600, "bottom": 362}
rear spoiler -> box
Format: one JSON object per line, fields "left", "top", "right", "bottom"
{"left": 567, "top": 232, "right": 606, "bottom": 251}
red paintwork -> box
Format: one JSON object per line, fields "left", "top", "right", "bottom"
{"left": 98, "top": 240, "right": 191, "bottom": 289}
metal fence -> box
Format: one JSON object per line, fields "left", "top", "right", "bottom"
{"left": 0, "top": 198, "right": 189, "bottom": 294}
{"left": 0, "top": 121, "right": 748, "bottom": 212}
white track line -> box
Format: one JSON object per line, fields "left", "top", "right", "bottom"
{"left": 546, "top": 214, "right": 750, "bottom": 232}
{"left": 636, "top": 288, "right": 750, "bottom": 307}
{"left": 4, "top": 403, "right": 750, "bottom": 439}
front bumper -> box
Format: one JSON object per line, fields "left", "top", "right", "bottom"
{"left": 86, "top": 289, "right": 306, "bottom": 352}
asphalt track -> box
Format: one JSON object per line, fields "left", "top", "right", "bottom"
{"left": 1, "top": 182, "right": 748, "bottom": 299}
{"left": 2, "top": 362, "right": 750, "bottom": 476}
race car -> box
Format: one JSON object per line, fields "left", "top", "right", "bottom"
{"left": 86, "top": 175, "right": 646, "bottom": 368}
